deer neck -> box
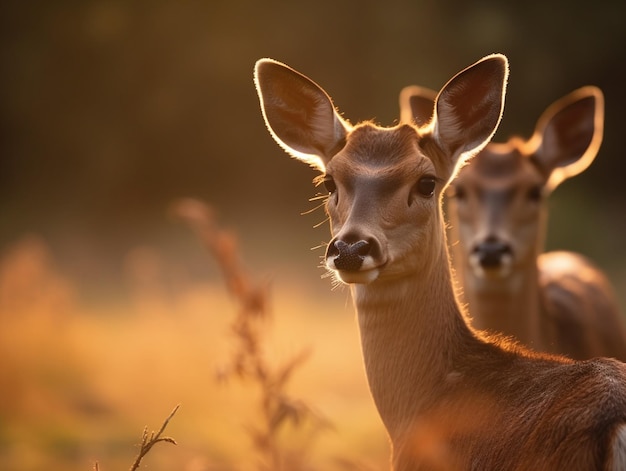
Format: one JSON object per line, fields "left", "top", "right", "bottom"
{"left": 461, "top": 205, "right": 549, "bottom": 349}
{"left": 351, "top": 224, "right": 475, "bottom": 441}
{"left": 462, "top": 247, "right": 543, "bottom": 350}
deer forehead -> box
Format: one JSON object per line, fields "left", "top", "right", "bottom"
{"left": 456, "top": 144, "right": 544, "bottom": 190}
{"left": 327, "top": 124, "right": 435, "bottom": 183}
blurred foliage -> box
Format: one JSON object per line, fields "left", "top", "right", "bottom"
{"left": 1, "top": 0, "right": 625, "bottom": 299}
{"left": 1, "top": 2, "right": 625, "bottom": 467}
{"left": 174, "top": 198, "right": 334, "bottom": 471}
{"left": 0, "top": 233, "right": 386, "bottom": 470}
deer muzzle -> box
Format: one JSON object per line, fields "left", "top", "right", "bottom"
{"left": 328, "top": 239, "right": 371, "bottom": 271}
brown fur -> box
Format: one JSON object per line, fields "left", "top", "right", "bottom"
{"left": 401, "top": 85, "right": 626, "bottom": 361}
{"left": 255, "top": 56, "right": 626, "bottom": 470}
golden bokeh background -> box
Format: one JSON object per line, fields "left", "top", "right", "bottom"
{"left": 1, "top": 1, "right": 625, "bottom": 469}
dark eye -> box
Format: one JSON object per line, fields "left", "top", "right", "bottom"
{"left": 416, "top": 176, "right": 436, "bottom": 198}
{"left": 453, "top": 185, "right": 466, "bottom": 201}
{"left": 527, "top": 185, "right": 542, "bottom": 201}
{"left": 323, "top": 175, "right": 337, "bottom": 194}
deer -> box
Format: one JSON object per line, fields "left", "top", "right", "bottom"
{"left": 400, "top": 85, "right": 626, "bottom": 361}
{"left": 254, "top": 55, "right": 626, "bottom": 470}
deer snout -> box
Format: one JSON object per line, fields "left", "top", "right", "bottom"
{"left": 471, "top": 237, "right": 513, "bottom": 270}
{"left": 328, "top": 239, "right": 370, "bottom": 271}
{"left": 326, "top": 234, "right": 383, "bottom": 283}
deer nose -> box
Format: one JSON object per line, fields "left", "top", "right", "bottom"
{"left": 472, "top": 237, "right": 512, "bottom": 269}
{"left": 327, "top": 239, "right": 371, "bottom": 271}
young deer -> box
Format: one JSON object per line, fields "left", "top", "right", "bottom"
{"left": 401, "top": 86, "right": 626, "bottom": 361}
{"left": 255, "top": 56, "right": 626, "bottom": 470}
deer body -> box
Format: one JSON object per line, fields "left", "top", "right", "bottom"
{"left": 255, "top": 56, "right": 626, "bottom": 470}
{"left": 401, "top": 86, "right": 626, "bottom": 360}
{"left": 355, "top": 258, "right": 626, "bottom": 470}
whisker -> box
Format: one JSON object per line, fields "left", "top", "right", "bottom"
{"left": 309, "top": 193, "right": 329, "bottom": 202}
{"left": 310, "top": 242, "right": 328, "bottom": 252}
{"left": 301, "top": 196, "right": 327, "bottom": 216}
{"left": 312, "top": 174, "right": 326, "bottom": 186}
{"left": 329, "top": 275, "right": 345, "bottom": 291}
{"left": 313, "top": 216, "right": 330, "bottom": 229}
{"left": 316, "top": 262, "right": 345, "bottom": 292}
{"left": 301, "top": 204, "right": 325, "bottom": 216}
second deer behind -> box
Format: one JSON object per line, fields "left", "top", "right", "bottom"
{"left": 401, "top": 85, "right": 626, "bottom": 361}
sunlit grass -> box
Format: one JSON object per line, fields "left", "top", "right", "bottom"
{"left": 0, "top": 224, "right": 388, "bottom": 469}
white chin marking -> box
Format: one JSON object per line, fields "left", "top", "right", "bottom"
{"left": 469, "top": 255, "right": 486, "bottom": 278}
{"left": 469, "top": 254, "right": 513, "bottom": 279}
{"left": 325, "top": 256, "right": 381, "bottom": 284}
{"left": 336, "top": 268, "right": 380, "bottom": 284}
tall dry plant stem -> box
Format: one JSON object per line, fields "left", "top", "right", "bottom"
{"left": 128, "top": 404, "right": 179, "bottom": 471}
{"left": 173, "top": 198, "right": 330, "bottom": 471}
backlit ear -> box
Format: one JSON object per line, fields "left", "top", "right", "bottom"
{"left": 430, "top": 54, "right": 509, "bottom": 178}
{"left": 254, "top": 58, "right": 350, "bottom": 172}
{"left": 530, "top": 86, "right": 604, "bottom": 192}
{"left": 399, "top": 85, "right": 437, "bottom": 126}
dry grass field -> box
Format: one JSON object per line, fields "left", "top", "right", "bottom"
{"left": 0, "top": 202, "right": 390, "bottom": 471}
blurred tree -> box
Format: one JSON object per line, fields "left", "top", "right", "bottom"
{"left": 0, "top": 0, "right": 624, "bottom": 298}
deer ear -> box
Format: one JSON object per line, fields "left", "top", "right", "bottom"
{"left": 254, "top": 58, "right": 350, "bottom": 172}
{"left": 430, "top": 54, "right": 509, "bottom": 175}
{"left": 399, "top": 85, "right": 437, "bottom": 126}
{"left": 531, "top": 86, "right": 604, "bottom": 192}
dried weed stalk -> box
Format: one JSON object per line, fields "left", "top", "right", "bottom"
{"left": 91, "top": 405, "right": 178, "bottom": 471}
{"left": 173, "top": 198, "right": 331, "bottom": 471}
{"left": 128, "top": 404, "right": 179, "bottom": 471}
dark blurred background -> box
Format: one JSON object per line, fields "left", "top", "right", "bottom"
{"left": 1, "top": 0, "right": 625, "bottom": 303}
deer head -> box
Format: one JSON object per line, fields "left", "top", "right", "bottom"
{"left": 401, "top": 85, "right": 604, "bottom": 279}
{"left": 255, "top": 56, "right": 508, "bottom": 285}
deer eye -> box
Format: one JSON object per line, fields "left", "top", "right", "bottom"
{"left": 416, "top": 176, "right": 436, "bottom": 198}
{"left": 527, "top": 184, "right": 542, "bottom": 202}
{"left": 323, "top": 175, "right": 337, "bottom": 194}
{"left": 453, "top": 185, "right": 466, "bottom": 201}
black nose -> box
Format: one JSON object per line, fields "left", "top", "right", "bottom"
{"left": 328, "top": 239, "right": 371, "bottom": 271}
{"left": 473, "top": 237, "right": 511, "bottom": 268}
